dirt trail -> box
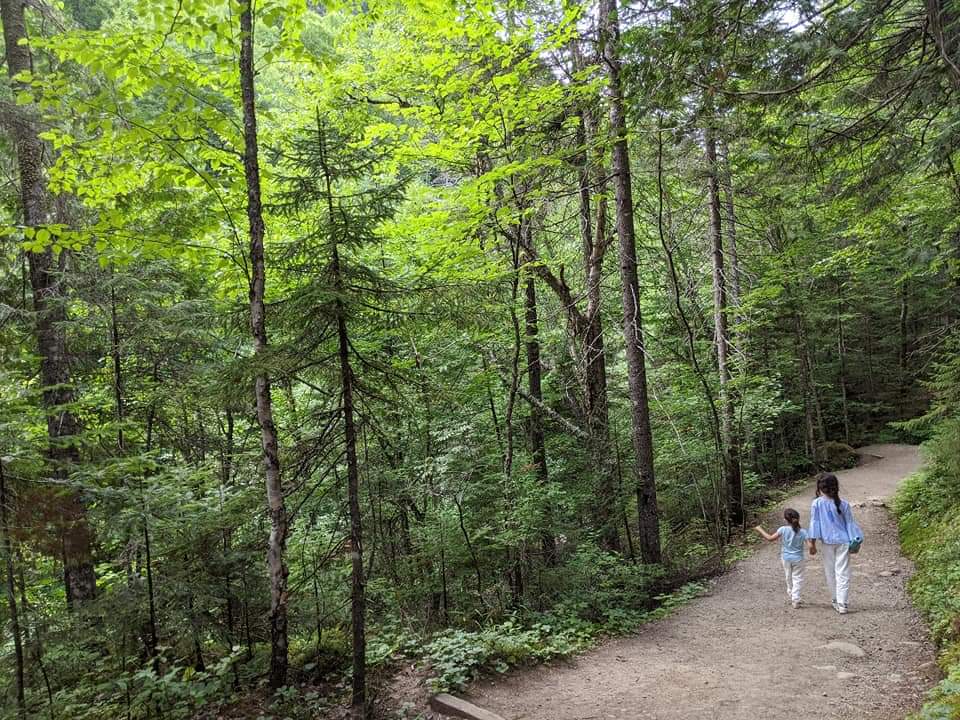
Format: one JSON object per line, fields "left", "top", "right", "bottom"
{"left": 466, "top": 444, "right": 939, "bottom": 720}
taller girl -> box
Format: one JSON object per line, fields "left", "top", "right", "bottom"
{"left": 808, "top": 472, "right": 864, "bottom": 615}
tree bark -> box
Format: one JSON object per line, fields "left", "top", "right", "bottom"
{"left": 523, "top": 42, "right": 618, "bottom": 548}
{"left": 717, "top": 140, "right": 742, "bottom": 309}
{"left": 598, "top": 0, "right": 662, "bottom": 563}
{"left": 219, "top": 409, "right": 238, "bottom": 647}
{"left": 925, "top": 0, "right": 960, "bottom": 89}
{"left": 142, "top": 387, "right": 160, "bottom": 663}
{"left": 1, "top": 459, "right": 26, "bottom": 718}
{"left": 523, "top": 274, "right": 557, "bottom": 564}
{"left": 793, "top": 309, "right": 825, "bottom": 458}
{"left": 518, "top": 203, "right": 617, "bottom": 548}
{"left": 335, "top": 261, "right": 367, "bottom": 720}
{"left": 577, "top": 108, "right": 621, "bottom": 552}
{"left": 836, "top": 279, "right": 851, "bottom": 443}
{"left": 898, "top": 280, "right": 909, "bottom": 414}
{"left": 705, "top": 126, "right": 743, "bottom": 527}
{"left": 110, "top": 281, "right": 125, "bottom": 451}
{"left": 1, "top": 0, "right": 95, "bottom": 608}
{"left": 239, "top": 0, "right": 289, "bottom": 689}
{"left": 572, "top": 43, "right": 613, "bottom": 446}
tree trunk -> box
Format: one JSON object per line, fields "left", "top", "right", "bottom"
{"left": 578, "top": 110, "right": 621, "bottom": 552}
{"left": 705, "top": 127, "right": 743, "bottom": 527}
{"left": 316, "top": 113, "right": 367, "bottom": 718}
{"left": 898, "top": 280, "right": 909, "bottom": 414}
{"left": 1, "top": 459, "right": 26, "bottom": 718}
{"left": 219, "top": 409, "right": 238, "bottom": 646}
{"left": 1, "top": 0, "right": 95, "bottom": 608}
{"left": 523, "top": 274, "right": 557, "bottom": 564}
{"left": 598, "top": 0, "right": 661, "bottom": 563}
{"left": 570, "top": 42, "right": 620, "bottom": 551}
{"left": 925, "top": 0, "right": 960, "bottom": 89}
{"left": 110, "top": 282, "right": 125, "bottom": 451}
{"left": 141, "top": 406, "right": 160, "bottom": 663}
{"left": 794, "top": 310, "right": 824, "bottom": 458}
{"left": 239, "top": 0, "right": 288, "bottom": 689}
{"left": 334, "top": 260, "right": 367, "bottom": 720}
{"left": 836, "top": 279, "right": 851, "bottom": 443}
{"left": 717, "top": 140, "right": 742, "bottom": 309}
{"left": 142, "top": 511, "right": 159, "bottom": 661}
{"left": 656, "top": 124, "right": 726, "bottom": 533}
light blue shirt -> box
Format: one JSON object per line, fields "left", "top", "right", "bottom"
{"left": 778, "top": 526, "right": 807, "bottom": 563}
{"left": 809, "top": 496, "right": 861, "bottom": 545}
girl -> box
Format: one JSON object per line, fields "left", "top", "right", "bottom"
{"left": 754, "top": 508, "right": 813, "bottom": 609}
{"left": 808, "top": 472, "right": 863, "bottom": 615}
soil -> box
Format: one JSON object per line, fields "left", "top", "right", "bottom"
{"left": 460, "top": 444, "right": 940, "bottom": 720}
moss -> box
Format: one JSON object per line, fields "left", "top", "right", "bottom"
{"left": 815, "top": 441, "right": 859, "bottom": 470}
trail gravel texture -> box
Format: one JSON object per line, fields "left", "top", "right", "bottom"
{"left": 465, "top": 444, "right": 939, "bottom": 720}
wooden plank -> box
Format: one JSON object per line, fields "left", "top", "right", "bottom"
{"left": 429, "top": 693, "right": 508, "bottom": 720}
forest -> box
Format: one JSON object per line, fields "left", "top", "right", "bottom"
{"left": 0, "top": 0, "right": 958, "bottom": 718}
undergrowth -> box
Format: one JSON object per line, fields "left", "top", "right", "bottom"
{"left": 421, "top": 580, "right": 707, "bottom": 693}
{"left": 894, "top": 418, "right": 960, "bottom": 720}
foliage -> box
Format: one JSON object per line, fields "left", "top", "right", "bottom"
{"left": 895, "top": 344, "right": 960, "bottom": 719}
{"left": 422, "top": 580, "right": 707, "bottom": 693}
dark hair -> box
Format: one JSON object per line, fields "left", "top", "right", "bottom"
{"left": 816, "top": 472, "right": 843, "bottom": 516}
{"left": 784, "top": 508, "right": 801, "bottom": 532}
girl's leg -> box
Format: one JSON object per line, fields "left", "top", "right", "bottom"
{"left": 791, "top": 561, "right": 804, "bottom": 603}
{"left": 782, "top": 558, "right": 794, "bottom": 599}
{"left": 835, "top": 543, "right": 851, "bottom": 607}
{"left": 821, "top": 543, "right": 838, "bottom": 601}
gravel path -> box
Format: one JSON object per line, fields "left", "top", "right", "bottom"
{"left": 465, "top": 444, "right": 939, "bottom": 720}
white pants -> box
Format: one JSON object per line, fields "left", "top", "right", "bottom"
{"left": 819, "top": 542, "right": 851, "bottom": 605}
{"left": 782, "top": 558, "right": 804, "bottom": 602}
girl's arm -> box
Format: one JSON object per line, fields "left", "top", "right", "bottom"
{"left": 754, "top": 525, "right": 780, "bottom": 542}
{"left": 842, "top": 502, "right": 863, "bottom": 541}
{"left": 808, "top": 500, "right": 821, "bottom": 542}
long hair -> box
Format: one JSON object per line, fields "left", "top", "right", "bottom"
{"left": 784, "top": 508, "right": 801, "bottom": 532}
{"left": 816, "top": 472, "right": 843, "bottom": 516}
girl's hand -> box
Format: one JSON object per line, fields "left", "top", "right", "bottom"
{"left": 809, "top": 546, "right": 817, "bottom": 555}
{"left": 754, "top": 525, "right": 777, "bottom": 541}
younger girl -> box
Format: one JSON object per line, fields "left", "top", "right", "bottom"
{"left": 755, "top": 508, "right": 813, "bottom": 609}
{"left": 808, "top": 472, "right": 863, "bottom": 615}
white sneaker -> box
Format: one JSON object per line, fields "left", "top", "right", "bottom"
{"left": 792, "top": 600, "right": 802, "bottom": 609}
{"left": 837, "top": 603, "right": 848, "bottom": 615}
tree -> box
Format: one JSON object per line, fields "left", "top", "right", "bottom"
{"left": 705, "top": 121, "right": 743, "bottom": 527}
{"left": 0, "top": 0, "right": 95, "bottom": 607}
{"left": 239, "top": 0, "right": 289, "bottom": 689}
{"left": 277, "top": 112, "right": 407, "bottom": 719}
{"left": 598, "top": 0, "right": 661, "bottom": 563}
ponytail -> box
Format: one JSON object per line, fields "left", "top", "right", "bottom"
{"left": 816, "top": 472, "right": 843, "bottom": 516}
{"left": 784, "top": 508, "right": 801, "bottom": 532}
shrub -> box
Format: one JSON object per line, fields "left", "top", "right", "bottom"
{"left": 895, "top": 419, "right": 960, "bottom": 719}
{"left": 421, "top": 579, "right": 706, "bottom": 693}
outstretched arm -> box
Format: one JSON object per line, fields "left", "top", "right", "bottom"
{"left": 754, "top": 525, "right": 780, "bottom": 542}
